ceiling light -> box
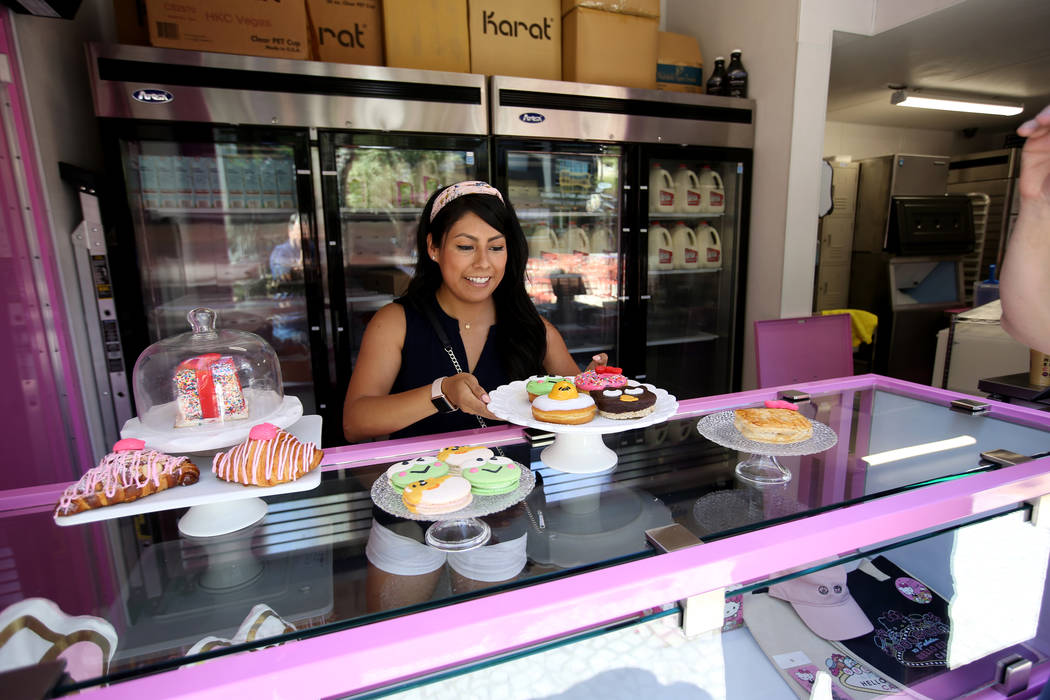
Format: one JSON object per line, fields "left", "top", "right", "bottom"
{"left": 891, "top": 89, "right": 1023, "bottom": 116}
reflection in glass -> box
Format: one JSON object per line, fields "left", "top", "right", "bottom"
{"left": 122, "top": 139, "right": 315, "bottom": 413}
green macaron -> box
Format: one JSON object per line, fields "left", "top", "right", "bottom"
{"left": 460, "top": 456, "right": 523, "bottom": 496}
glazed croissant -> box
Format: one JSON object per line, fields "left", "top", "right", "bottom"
{"left": 212, "top": 423, "right": 322, "bottom": 487}
{"left": 55, "top": 441, "right": 199, "bottom": 516}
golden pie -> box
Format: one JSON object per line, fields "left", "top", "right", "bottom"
{"left": 733, "top": 408, "right": 813, "bottom": 444}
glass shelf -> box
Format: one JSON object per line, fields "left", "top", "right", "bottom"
{"left": 146, "top": 207, "right": 298, "bottom": 218}
{"left": 340, "top": 207, "right": 424, "bottom": 220}
{"left": 516, "top": 210, "right": 613, "bottom": 220}
{"left": 647, "top": 212, "right": 724, "bottom": 220}
{"left": 648, "top": 268, "right": 722, "bottom": 276}
{"left": 346, "top": 254, "right": 416, "bottom": 266}
{"left": 646, "top": 332, "right": 719, "bottom": 346}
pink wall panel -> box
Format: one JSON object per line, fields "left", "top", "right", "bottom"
{"left": 0, "top": 13, "right": 93, "bottom": 488}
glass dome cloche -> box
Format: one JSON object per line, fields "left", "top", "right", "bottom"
{"left": 132, "top": 308, "right": 285, "bottom": 434}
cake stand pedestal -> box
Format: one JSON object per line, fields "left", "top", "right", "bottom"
{"left": 695, "top": 411, "right": 839, "bottom": 485}
{"left": 487, "top": 381, "right": 678, "bottom": 475}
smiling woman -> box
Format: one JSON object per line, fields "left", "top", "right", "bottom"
{"left": 342, "top": 181, "right": 601, "bottom": 442}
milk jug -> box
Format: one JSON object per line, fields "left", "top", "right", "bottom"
{"left": 698, "top": 166, "right": 725, "bottom": 213}
{"left": 649, "top": 164, "right": 675, "bottom": 213}
{"left": 528, "top": 224, "right": 559, "bottom": 258}
{"left": 673, "top": 165, "right": 703, "bottom": 213}
{"left": 589, "top": 225, "right": 615, "bottom": 254}
{"left": 563, "top": 224, "right": 590, "bottom": 255}
{"left": 695, "top": 222, "right": 722, "bottom": 269}
{"left": 671, "top": 223, "right": 699, "bottom": 270}
{"left": 648, "top": 224, "right": 673, "bottom": 270}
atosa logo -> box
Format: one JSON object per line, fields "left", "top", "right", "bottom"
{"left": 132, "top": 89, "right": 174, "bottom": 104}
{"left": 519, "top": 112, "right": 545, "bottom": 124}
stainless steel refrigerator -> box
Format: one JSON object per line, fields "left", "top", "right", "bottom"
{"left": 490, "top": 76, "right": 754, "bottom": 398}
{"left": 85, "top": 44, "right": 753, "bottom": 445}
{"left": 86, "top": 44, "right": 487, "bottom": 445}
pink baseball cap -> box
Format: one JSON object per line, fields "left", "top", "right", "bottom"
{"left": 768, "top": 565, "right": 873, "bottom": 641}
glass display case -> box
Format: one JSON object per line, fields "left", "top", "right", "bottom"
{"left": 4, "top": 377, "right": 1050, "bottom": 698}
{"left": 644, "top": 152, "right": 747, "bottom": 399}
{"left": 111, "top": 131, "right": 323, "bottom": 416}
{"left": 319, "top": 133, "right": 488, "bottom": 381}
{"left": 506, "top": 146, "right": 622, "bottom": 364}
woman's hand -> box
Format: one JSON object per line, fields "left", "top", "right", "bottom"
{"left": 1017, "top": 104, "right": 1050, "bottom": 204}
{"left": 584, "top": 353, "right": 608, "bottom": 372}
{"left": 442, "top": 373, "right": 500, "bottom": 421}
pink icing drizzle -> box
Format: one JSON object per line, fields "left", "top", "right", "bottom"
{"left": 764, "top": 399, "right": 799, "bottom": 411}
{"left": 212, "top": 429, "right": 319, "bottom": 485}
{"left": 56, "top": 449, "right": 190, "bottom": 515}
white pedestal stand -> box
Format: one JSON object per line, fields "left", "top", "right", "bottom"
{"left": 695, "top": 411, "right": 839, "bottom": 486}
{"left": 55, "top": 415, "right": 323, "bottom": 541}
{"left": 487, "top": 381, "right": 679, "bottom": 475}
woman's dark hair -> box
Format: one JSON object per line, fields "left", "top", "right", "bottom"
{"left": 402, "top": 185, "right": 547, "bottom": 380}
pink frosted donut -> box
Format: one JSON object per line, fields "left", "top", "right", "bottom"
{"left": 574, "top": 370, "right": 606, "bottom": 392}
{"left": 575, "top": 370, "right": 629, "bottom": 392}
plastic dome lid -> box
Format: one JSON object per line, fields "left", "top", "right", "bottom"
{"left": 131, "top": 308, "right": 285, "bottom": 434}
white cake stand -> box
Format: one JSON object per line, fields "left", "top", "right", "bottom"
{"left": 695, "top": 411, "right": 838, "bottom": 484}
{"left": 55, "top": 415, "right": 323, "bottom": 538}
{"left": 370, "top": 464, "right": 536, "bottom": 552}
{"left": 487, "top": 381, "right": 678, "bottom": 474}
{"left": 119, "top": 393, "right": 303, "bottom": 454}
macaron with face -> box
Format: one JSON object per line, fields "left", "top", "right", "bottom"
{"left": 386, "top": 456, "right": 449, "bottom": 492}
{"left": 460, "top": 455, "right": 523, "bottom": 496}
{"left": 401, "top": 475, "right": 473, "bottom": 515}
{"left": 436, "top": 445, "right": 495, "bottom": 472}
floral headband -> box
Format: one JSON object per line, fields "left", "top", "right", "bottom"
{"left": 430, "top": 181, "right": 504, "bottom": 222}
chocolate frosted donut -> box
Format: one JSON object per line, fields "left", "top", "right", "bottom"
{"left": 592, "top": 382, "right": 657, "bottom": 419}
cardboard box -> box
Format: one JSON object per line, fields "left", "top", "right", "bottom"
{"left": 560, "top": 0, "right": 658, "bottom": 18}
{"left": 306, "top": 0, "right": 383, "bottom": 65}
{"left": 563, "top": 7, "right": 657, "bottom": 89}
{"left": 656, "top": 31, "right": 703, "bottom": 93}
{"left": 383, "top": 0, "right": 470, "bottom": 73}
{"left": 468, "top": 0, "right": 560, "bottom": 80}
{"left": 144, "top": 0, "right": 310, "bottom": 59}
{"left": 114, "top": 0, "right": 150, "bottom": 46}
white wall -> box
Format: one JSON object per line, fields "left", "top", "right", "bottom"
{"left": 824, "top": 120, "right": 1003, "bottom": 159}
{"left": 12, "top": 0, "right": 117, "bottom": 457}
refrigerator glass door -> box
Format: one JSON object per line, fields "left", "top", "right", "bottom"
{"left": 324, "top": 135, "right": 488, "bottom": 379}
{"left": 645, "top": 156, "right": 744, "bottom": 398}
{"left": 118, "top": 136, "right": 319, "bottom": 414}
{"left": 503, "top": 146, "right": 623, "bottom": 367}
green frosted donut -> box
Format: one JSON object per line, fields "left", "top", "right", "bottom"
{"left": 526, "top": 375, "right": 566, "bottom": 399}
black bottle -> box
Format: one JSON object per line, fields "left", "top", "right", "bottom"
{"left": 705, "top": 56, "right": 727, "bottom": 96}
{"left": 726, "top": 49, "right": 748, "bottom": 98}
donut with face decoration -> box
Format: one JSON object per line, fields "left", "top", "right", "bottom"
{"left": 591, "top": 380, "right": 657, "bottom": 419}
{"left": 530, "top": 380, "right": 596, "bottom": 425}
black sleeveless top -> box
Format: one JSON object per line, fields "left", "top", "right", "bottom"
{"left": 389, "top": 296, "right": 508, "bottom": 439}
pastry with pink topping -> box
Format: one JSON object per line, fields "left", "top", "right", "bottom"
{"left": 212, "top": 422, "right": 322, "bottom": 487}
{"left": 55, "top": 438, "right": 199, "bottom": 517}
